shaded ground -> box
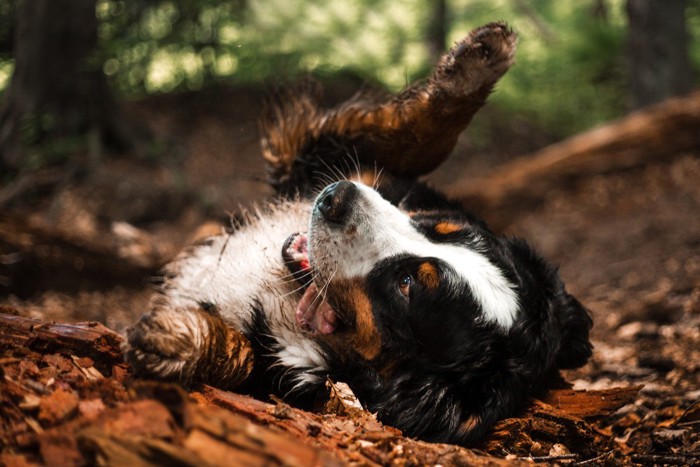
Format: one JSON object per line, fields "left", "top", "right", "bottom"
{"left": 1, "top": 85, "right": 698, "bottom": 464}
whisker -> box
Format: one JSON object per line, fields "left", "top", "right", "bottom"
{"left": 319, "top": 158, "right": 348, "bottom": 183}
{"left": 341, "top": 158, "right": 352, "bottom": 181}
{"left": 373, "top": 166, "right": 385, "bottom": 190}
{"left": 350, "top": 148, "right": 362, "bottom": 181}
{"left": 301, "top": 267, "right": 338, "bottom": 328}
{"left": 278, "top": 281, "right": 309, "bottom": 299}
{"left": 332, "top": 162, "right": 348, "bottom": 181}
{"left": 274, "top": 268, "right": 314, "bottom": 285}
{"left": 312, "top": 170, "right": 338, "bottom": 189}
{"left": 311, "top": 266, "right": 337, "bottom": 311}
{"left": 320, "top": 267, "right": 337, "bottom": 301}
{"left": 277, "top": 275, "right": 316, "bottom": 299}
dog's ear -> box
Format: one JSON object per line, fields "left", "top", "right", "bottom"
{"left": 502, "top": 237, "right": 593, "bottom": 371}
{"left": 554, "top": 291, "right": 593, "bottom": 369}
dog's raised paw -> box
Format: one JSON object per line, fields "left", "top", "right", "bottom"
{"left": 434, "top": 21, "right": 517, "bottom": 96}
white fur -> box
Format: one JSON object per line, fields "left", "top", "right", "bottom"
{"left": 310, "top": 183, "right": 520, "bottom": 330}
{"left": 164, "top": 200, "right": 328, "bottom": 382}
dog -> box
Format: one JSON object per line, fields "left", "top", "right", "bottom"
{"left": 125, "top": 23, "right": 592, "bottom": 445}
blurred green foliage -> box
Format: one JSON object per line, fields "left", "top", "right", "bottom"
{"left": 94, "top": 0, "right": 430, "bottom": 95}
{"left": 1, "top": 0, "right": 699, "bottom": 139}
{"left": 454, "top": 0, "right": 630, "bottom": 137}
{"left": 0, "top": 0, "right": 15, "bottom": 91}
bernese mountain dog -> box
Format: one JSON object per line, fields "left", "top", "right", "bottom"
{"left": 125, "top": 22, "right": 592, "bottom": 445}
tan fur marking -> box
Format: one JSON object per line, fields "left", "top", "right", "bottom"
{"left": 198, "top": 310, "right": 255, "bottom": 388}
{"left": 349, "top": 286, "right": 382, "bottom": 361}
{"left": 434, "top": 221, "right": 462, "bottom": 235}
{"left": 418, "top": 262, "right": 440, "bottom": 290}
{"left": 357, "top": 169, "right": 378, "bottom": 187}
{"left": 458, "top": 414, "right": 482, "bottom": 437}
{"left": 329, "top": 280, "right": 382, "bottom": 361}
{"left": 190, "top": 222, "right": 225, "bottom": 244}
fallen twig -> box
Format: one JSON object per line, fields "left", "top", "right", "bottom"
{"left": 518, "top": 453, "right": 578, "bottom": 462}
{"left": 572, "top": 450, "right": 616, "bottom": 465}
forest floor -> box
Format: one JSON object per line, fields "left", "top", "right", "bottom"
{"left": 1, "top": 85, "right": 698, "bottom": 465}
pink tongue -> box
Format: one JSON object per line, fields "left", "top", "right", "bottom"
{"left": 296, "top": 283, "right": 337, "bottom": 334}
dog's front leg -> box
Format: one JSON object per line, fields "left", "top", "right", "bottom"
{"left": 124, "top": 303, "right": 254, "bottom": 389}
{"left": 262, "top": 22, "right": 517, "bottom": 193}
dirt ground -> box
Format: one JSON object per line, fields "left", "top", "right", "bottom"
{"left": 1, "top": 85, "right": 698, "bottom": 464}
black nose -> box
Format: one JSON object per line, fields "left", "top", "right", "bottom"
{"left": 317, "top": 181, "right": 358, "bottom": 224}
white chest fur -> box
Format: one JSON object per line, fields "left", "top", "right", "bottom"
{"left": 163, "top": 200, "right": 328, "bottom": 383}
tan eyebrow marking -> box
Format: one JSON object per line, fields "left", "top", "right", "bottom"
{"left": 418, "top": 262, "right": 440, "bottom": 290}
{"left": 434, "top": 221, "right": 462, "bottom": 235}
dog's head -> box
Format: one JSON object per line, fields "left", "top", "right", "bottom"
{"left": 284, "top": 180, "right": 592, "bottom": 444}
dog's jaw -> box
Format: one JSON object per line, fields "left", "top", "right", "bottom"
{"left": 282, "top": 232, "right": 339, "bottom": 335}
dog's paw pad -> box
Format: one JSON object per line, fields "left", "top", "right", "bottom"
{"left": 435, "top": 22, "right": 517, "bottom": 95}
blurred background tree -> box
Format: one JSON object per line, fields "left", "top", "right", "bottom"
{"left": 626, "top": 0, "right": 694, "bottom": 109}
{"left": 0, "top": 0, "right": 140, "bottom": 173}
{"left": 0, "top": 0, "right": 698, "bottom": 174}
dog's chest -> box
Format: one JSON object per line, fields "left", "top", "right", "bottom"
{"left": 164, "top": 200, "right": 312, "bottom": 331}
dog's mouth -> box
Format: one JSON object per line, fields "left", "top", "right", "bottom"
{"left": 282, "top": 233, "right": 338, "bottom": 335}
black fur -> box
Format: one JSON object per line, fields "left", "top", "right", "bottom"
{"left": 266, "top": 168, "right": 592, "bottom": 445}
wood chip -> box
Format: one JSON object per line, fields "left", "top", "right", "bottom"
{"left": 324, "top": 379, "right": 366, "bottom": 416}
{"left": 38, "top": 387, "right": 79, "bottom": 425}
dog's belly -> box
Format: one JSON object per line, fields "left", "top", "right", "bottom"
{"left": 164, "top": 200, "right": 311, "bottom": 334}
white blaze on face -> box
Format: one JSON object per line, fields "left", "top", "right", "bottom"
{"left": 311, "top": 182, "right": 520, "bottom": 330}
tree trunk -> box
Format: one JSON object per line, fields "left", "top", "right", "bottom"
{"left": 426, "top": 0, "right": 448, "bottom": 63}
{"left": 0, "top": 0, "right": 139, "bottom": 171}
{"left": 626, "top": 0, "right": 693, "bottom": 109}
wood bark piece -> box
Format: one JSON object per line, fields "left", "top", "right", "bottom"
{"left": 480, "top": 386, "right": 641, "bottom": 459}
{"left": 72, "top": 382, "right": 518, "bottom": 466}
{"left": 0, "top": 311, "right": 124, "bottom": 367}
{"left": 482, "top": 399, "right": 599, "bottom": 458}
{"left": 455, "top": 91, "right": 700, "bottom": 223}
{"left": 193, "top": 385, "right": 519, "bottom": 466}
{"left": 540, "top": 386, "right": 641, "bottom": 419}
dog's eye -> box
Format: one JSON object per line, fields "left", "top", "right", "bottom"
{"left": 398, "top": 274, "right": 412, "bottom": 297}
